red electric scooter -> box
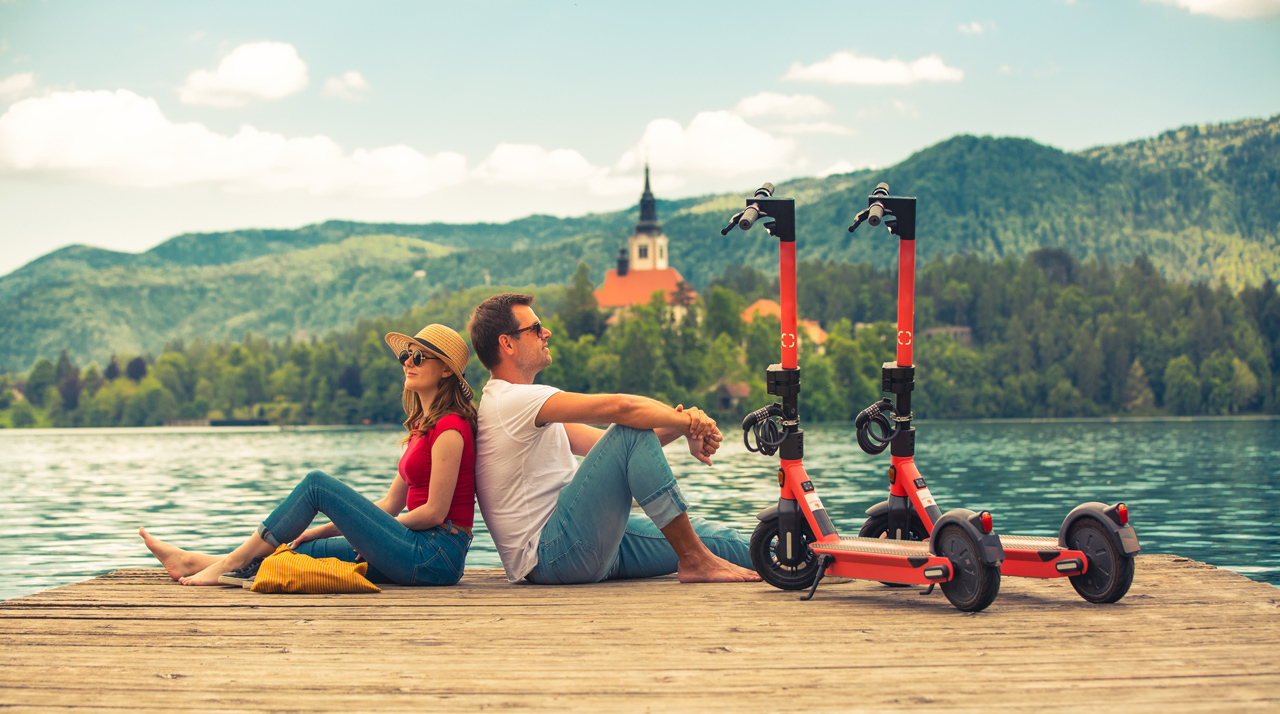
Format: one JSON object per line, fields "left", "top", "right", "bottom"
{"left": 845, "top": 183, "right": 1141, "bottom": 604}
{"left": 724, "top": 183, "right": 1005, "bottom": 612}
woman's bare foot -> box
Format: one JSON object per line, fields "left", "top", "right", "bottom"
{"left": 677, "top": 553, "right": 762, "bottom": 583}
{"left": 178, "top": 558, "right": 229, "bottom": 586}
{"left": 139, "top": 527, "right": 221, "bottom": 580}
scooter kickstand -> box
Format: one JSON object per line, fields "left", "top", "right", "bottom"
{"left": 800, "top": 554, "right": 834, "bottom": 601}
{"left": 920, "top": 584, "right": 935, "bottom": 596}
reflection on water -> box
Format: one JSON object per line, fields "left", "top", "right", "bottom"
{"left": 2, "top": 419, "right": 1276, "bottom": 599}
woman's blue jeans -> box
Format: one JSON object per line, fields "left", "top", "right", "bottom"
{"left": 527, "top": 425, "right": 752, "bottom": 585}
{"left": 256, "top": 470, "right": 471, "bottom": 586}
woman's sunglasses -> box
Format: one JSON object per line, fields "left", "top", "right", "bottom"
{"left": 398, "top": 349, "right": 440, "bottom": 367}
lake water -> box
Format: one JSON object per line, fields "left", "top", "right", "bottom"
{"left": 2, "top": 419, "right": 1277, "bottom": 600}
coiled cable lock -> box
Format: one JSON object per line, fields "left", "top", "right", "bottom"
{"left": 855, "top": 398, "right": 902, "bottom": 455}
{"left": 741, "top": 403, "right": 786, "bottom": 456}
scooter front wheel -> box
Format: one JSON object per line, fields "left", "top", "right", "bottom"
{"left": 1066, "top": 516, "right": 1135, "bottom": 603}
{"left": 934, "top": 524, "right": 1001, "bottom": 612}
{"left": 858, "top": 512, "right": 931, "bottom": 587}
{"left": 749, "top": 518, "right": 820, "bottom": 591}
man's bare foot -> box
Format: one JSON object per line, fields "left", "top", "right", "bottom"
{"left": 677, "top": 553, "right": 763, "bottom": 583}
{"left": 139, "top": 527, "right": 220, "bottom": 580}
{"left": 178, "top": 558, "right": 229, "bottom": 586}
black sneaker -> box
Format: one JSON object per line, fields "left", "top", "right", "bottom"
{"left": 217, "top": 557, "right": 265, "bottom": 587}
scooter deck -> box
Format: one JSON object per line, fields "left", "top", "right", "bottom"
{"left": 813, "top": 537, "right": 954, "bottom": 584}
{"left": 998, "top": 533, "right": 1086, "bottom": 578}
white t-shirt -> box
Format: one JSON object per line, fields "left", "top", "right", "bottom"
{"left": 474, "top": 378, "right": 578, "bottom": 582}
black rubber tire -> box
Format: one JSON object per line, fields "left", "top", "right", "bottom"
{"left": 1066, "top": 516, "right": 1135, "bottom": 604}
{"left": 749, "top": 518, "right": 821, "bottom": 591}
{"left": 934, "top": 524, "right": 1001, "bottom": 612}
{"left": 858, "top": 512, "right": 931, "bottom": 587}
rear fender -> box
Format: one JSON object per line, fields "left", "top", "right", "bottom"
{"left": 931, "top": 508, "right": 1004, "bottom": 566}
{"left": 1059, "top": 502, "right": 1140, "bottom": 555}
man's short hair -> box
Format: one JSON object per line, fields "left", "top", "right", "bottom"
{"left": 468, "top": 292, "right": 535, "bottom": 370}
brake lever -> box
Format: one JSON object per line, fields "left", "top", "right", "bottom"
{"left": 847, "top": 208, "right": 870, "bottom": 233}
{"left": 762, "top": 218, "right": 777, "bottom": 236}
{"left": 720, "top": 211, "right": 746, "bottom": 235}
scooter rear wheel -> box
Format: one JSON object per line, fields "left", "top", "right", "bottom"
{"left": 1066, "top": 516, "right": 1135, "bottom": 603}
{"left": 934, "top": 524, "right": 1001, "bottom": 612}
{"left": 749, "top": 518, "right": 820, "bottom": 591}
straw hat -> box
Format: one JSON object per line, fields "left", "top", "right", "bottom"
{"left": 384, "top": 324, "right": 474, "bottom": 401}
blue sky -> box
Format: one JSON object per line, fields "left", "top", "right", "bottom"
{"left": 0, "top": 0, "right": 1277, "bottom": 276}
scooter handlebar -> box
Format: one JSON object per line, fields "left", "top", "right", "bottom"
{"left": 867, "top": 202, "right": 885, "bottom": 227}
{"left": 738, "top": 206, "right": 762, "bottom": 230}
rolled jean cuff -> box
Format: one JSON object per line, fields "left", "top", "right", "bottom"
{"left": 635, "top": 483, "right": 688, "bottom": 530}
{"left": 256, "top": 523, "right": 281, "bottom": 548}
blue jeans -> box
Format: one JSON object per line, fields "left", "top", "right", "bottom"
{"left": 256, "top": 471, "right": 471, "bottom": 586}
{"left": 527, "top": 425, "right": 752, "bottom": 584}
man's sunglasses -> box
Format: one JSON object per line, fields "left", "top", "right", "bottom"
{"left": 506, "top": 321, "right": 542, "bottom": 339}
{"left": 398, "top": 349, "right": 440, "bottom": 367}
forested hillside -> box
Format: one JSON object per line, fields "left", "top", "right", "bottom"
{"left": 1, "top": 114, "right": 1277, "bottom": 372}
{"left": 4, "top": 251, "right": 1277, "bottom": 429}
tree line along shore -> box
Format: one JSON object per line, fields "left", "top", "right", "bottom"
{"left": 2, "top": 249, "right": 1278, "bottom": 429}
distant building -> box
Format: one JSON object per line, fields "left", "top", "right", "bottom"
{"left": 741, "top": 299, "right": 828, "bottom": 348}
{"left": 594, "top": 164, "right": 694, "bottom": 311}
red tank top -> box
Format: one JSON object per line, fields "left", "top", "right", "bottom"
{"left": 397, "top": 414, "right": 476, "bottom": 529}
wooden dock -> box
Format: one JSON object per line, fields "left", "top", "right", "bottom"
{"left": 1, "top": 554, "right": 1277, "bottom": 712}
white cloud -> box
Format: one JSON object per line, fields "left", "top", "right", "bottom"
{"left": 616, "top": 111, "right": 797, "bottom": 179}
{"left": 891, "top": 99, "right": 919, "bottom": 118}
{"left": 0, "top": 72, "right": 34, "bottom": 98}
{"left": 773, "top": 121, "right": 855, "bottom": 136}
{"left": 998, "top": 64, "right": 1013, "bottom": 75}
{"left": 321, "top": 71, "right": 370, "bottom": 101}
{"left": 784, "top": 51, "right": 964, "bottom": 85}
{"left": 1148, "top": 0, "right": 1280, "bottom": 17}
{"left": 735, "top": 91, "right": 832, "bottom": 119}
{"left": 0, "top": 89, "right": 467, "bottom": 196}
{"left": 178, "top": 42, "right": 309, "bottom": 107}
{"left": 475, "top": 143, "right": 600, "bottom": 186}
{"left": 816, "top": 160, "right": 875, "bottom": 177}
{"left": 958, "top": 21, "right": 985, "bottom": 34}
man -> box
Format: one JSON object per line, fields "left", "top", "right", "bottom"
{"left": 468, "top": 292, "right": 760, "bottom": 585}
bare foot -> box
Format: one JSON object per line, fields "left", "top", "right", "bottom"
{"left": 677, "top": 554, "right": 763, "bottom": 583}
{"left": 139, "top": 527, "right": 221, "bottom": 580}
{"left": 178, "top": 558, "right": 229, "bottom": 586}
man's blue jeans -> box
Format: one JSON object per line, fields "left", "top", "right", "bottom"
{"left": 256, "top": 470, "right": 471, "bottom": 586}
{"left": 527, "top": 425, "right": 751, "bottom": 584}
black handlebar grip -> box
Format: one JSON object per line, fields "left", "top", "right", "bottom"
{"left": 867, "top": 202, "right": 885, "bottom": 227}
{"left": 739, "top": 205, "right": 761, "bottom": 230}
{"left": 872, "top": 182, "right": 890, "bottom": 197}
{"left": 754, "top": 182, "right": 775, "bottom": 198}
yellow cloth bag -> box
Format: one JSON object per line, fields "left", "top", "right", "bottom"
{"left": 250, "top": 544, "right": 381, "bottom": 594}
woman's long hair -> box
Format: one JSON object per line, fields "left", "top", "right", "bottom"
{"left": 400, "top": 373, "right": 478, "bottom": 446}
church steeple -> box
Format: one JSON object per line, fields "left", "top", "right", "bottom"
{"left": 634, "top": 161, "right": 662, "bottom": 236}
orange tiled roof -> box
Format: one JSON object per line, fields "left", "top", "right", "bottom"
{"left": 741, "top": 299, "right": 828, "bottom": 345}
{"left": 594, "top": 267, "right": 688, "bottom": 308}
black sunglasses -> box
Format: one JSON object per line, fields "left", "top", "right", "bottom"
{"left": 506, "top": 321, "right": 543, "bottom": 339}
{"left": 398, "top": 349, "right": 440, "bottom": 367}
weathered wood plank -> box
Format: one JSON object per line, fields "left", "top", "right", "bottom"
{"left": 0, "top": 554, "right": 1276, "bottom": 712}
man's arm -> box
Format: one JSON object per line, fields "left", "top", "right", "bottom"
{"left": 537, "top": 392, "right": 713, "bottom": 436}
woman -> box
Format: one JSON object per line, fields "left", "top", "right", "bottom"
{"left": 139, "top": 324, "right": 478, "bottom": 587}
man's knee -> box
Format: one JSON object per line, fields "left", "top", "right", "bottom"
{"left": 603, "top": 423, "right": 658, "bottom": 446}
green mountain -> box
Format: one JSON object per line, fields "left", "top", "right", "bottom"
{"left": 2, "top": 113, "right": 1277, "bottom": 372}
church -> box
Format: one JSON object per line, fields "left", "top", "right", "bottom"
{"left": 593, "top": 164, "right": 694, "bottom": 310}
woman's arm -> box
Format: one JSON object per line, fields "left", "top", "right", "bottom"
{"left": 397, "top": 429, "right": 464, "bottom": 531}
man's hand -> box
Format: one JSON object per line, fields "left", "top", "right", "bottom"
{"left": 685, "top": 421, "right": 723, "bottom": 466}
{"left": 681, "top": 406, "right": 717, "bottom": 439}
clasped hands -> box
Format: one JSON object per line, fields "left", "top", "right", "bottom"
{"left": 676, "top": 404, "right": 722, "bottom": 466}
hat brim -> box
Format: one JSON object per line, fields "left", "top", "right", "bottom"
{"left": 384, "top": 332, "right": 474, "bottom": 401}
